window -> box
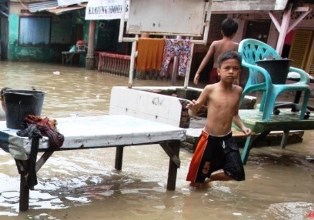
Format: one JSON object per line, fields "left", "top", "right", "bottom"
{"left": 19, "top": 17, "right": 51, "bottom": 45}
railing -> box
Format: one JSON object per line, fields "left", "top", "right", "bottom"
{"left": 97, "top": 52, "right": 131, "bottom": 76}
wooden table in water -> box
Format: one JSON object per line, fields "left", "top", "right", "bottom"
{"left": 0, "top": 115, "right": 186, "bottom": 212}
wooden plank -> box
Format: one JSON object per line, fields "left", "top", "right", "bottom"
{"left": 160, "top": 142, "right": 180, "bottom": 168}
{"left": 36, "top": 151, "right": 54, "bottom": 172}
{"left": 239, "top": 109, "right": 314, "bottom": 133}
{"left": 211, "top": 0, "right": 288, "bottom": 12}
{"left": 109, "top": 86, "right": 184, "bottom": 127}
{"left": 19, "top": 172, "right": 29, "bottom": 212}
{"left": 164, "top": 140, "right": 181, "bottom": 191}
{"left": 0, "top": 115, "right": 186, "bottom": 160}
{"left": 238, "top": 109, "right": 314, "bottom": 164}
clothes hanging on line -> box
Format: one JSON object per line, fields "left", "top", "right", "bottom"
{"left": 136, "top": 38, "right": 165, "bottom": 72}
{"left": 160, "top": 39, "right": 192, "bottom": 77}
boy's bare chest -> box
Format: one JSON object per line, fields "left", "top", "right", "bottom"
{"left": 209, "top": 92, "right": 238, "bottom": 109}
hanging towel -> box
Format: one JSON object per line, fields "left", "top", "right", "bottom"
{"left": 136, "top": 38, "right": 165, "bottom": 72}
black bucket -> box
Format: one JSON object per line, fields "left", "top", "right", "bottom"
{"left": 256, "top": 59, "right": 291, "bottom": 84}
{"left": 3, "top": 89, "right": 45, "bottom": 129}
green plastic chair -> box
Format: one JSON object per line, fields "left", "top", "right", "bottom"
{"left": 238, "top": 38, "right": 311, "bottom": 121}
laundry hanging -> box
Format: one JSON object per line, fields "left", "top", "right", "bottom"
{"left": 160, "top": 39, "right": 192, "bottom": 77}
{"left": 136, "top": 38, "right": 165, "bottom": 72}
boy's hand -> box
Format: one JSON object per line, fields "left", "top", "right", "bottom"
{"left": 242, "top": 127, "right": 252, "bottom": 136}
{"left": 186, "top": 100, "right": 196, "bottom": 109}
{"left": 187, "top": 100, "right": 198, "bottom": 116}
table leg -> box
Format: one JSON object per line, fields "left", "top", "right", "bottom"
{"left": 115, "top": 146, "right": 124, "bottom": 170}
{"left": 241, "top": 131, "right": 270, "bottom": 165}
{"left": 15, "top": 159, "right": 29, "bottom": 212}
{"left": 241, "top": 135, "right": 252, "bottom": 165}
{"left": 19, "top": 172, "right": 29, "bottom": 211}
{"left": 280, "top": 130, "right": 290, "bottom": 149}
{"left": 16, "top": 151, "right": 54, "bottom": 211}
{"left": 161, "top": 140, "right": 181, "bottom": 191}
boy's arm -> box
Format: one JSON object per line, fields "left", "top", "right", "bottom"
{"left": 187, "top": 86, "right": 210, "bottom": 116}
{"left": 194, "top": 43, "right": 215, "bottom": 85}
{"left": 232, "top": 87, "right": 251, "bottom": 135}
{"left": 233, "top": 113, "right": 251, "bottom": 136}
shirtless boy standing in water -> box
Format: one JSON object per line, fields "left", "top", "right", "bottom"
{"left": 194, "top": 17, "right": 239, "bottom": 85}
{"left": 186, "top": 51, "right": 251, "bottom": 187}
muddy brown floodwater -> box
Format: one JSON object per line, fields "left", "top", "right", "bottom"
{"left": 0, "top": 61, "right": 313, "bottom": 220}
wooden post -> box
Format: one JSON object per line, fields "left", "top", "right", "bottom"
{"left": 280, "top": 130, "right": 289, "bottom": 149}
{"left": 184, "top": 39, "right": 194, "bottom": 89}
{"left": 269, "top": 5, "right": 312, "bottom": 56}
{"left": 128, "top": 37, "right": 138, "bottom": 88}
{"left": 161, "top": 140, "right": 181, "bottom": 191}
{"left": 19, "top": 173, "right": 30, "bottom": 211}
{"left": 276, "top": 7, "right": 291, "bottom": 55}
{"left": 115, "top": 146, "right": 124, "bottom": 170}
{"left": 85, "top": 20, "right": 96, "bottom": 70}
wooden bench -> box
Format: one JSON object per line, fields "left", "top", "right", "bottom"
{"left": 239, "top": 109, "right": 314, "bottom": 164}
{"left": 0, "top": 115, "right": 186, "bottom": 211}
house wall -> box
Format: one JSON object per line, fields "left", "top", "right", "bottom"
{"left": 234, "top": 10, "right": 314, "bottom": 74}
{"left": 232, "top": 13, "right": 279, "bottom": 48}
{"left": 191, "top": 7, "right": 314, "bottom": 82}
{"left": 7, "top": 2, "right": 88, "bottom": 63}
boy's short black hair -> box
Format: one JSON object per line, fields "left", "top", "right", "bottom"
{"left": 221, "top": 17, "right": 238, "bottom": 37}
{"left": 217, "top": 51, "right": 242, "bottom": 67}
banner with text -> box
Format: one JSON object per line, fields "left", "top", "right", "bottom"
{"left": 85, "top": 0, "right": 129, "bottom": 20}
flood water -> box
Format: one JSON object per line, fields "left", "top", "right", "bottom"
{"left": 0, "top": 61, "right": 313, "bottom": 220}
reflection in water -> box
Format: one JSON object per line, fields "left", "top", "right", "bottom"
{"left": 0, "top": 62, "right": 313, "bottom": 220}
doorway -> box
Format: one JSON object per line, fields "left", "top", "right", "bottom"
{"left": 244, "top": 20, "right": 271, "bottom": 43}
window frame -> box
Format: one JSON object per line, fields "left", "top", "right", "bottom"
{"left": 18, "top": 16, "right": 52, "bottom": 47}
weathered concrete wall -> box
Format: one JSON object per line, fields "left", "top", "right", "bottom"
{"left": 8, "top": 13, "right": 62, "bottom": 62}
{"left": 8, "top": 3, "right": 88, "bottom": 63}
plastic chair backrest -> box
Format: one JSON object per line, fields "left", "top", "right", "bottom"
{"left": 240, "top": 39, "right": 281, "bottom": 65}
{"left": 239, "top": 38, "right": 281, "bottom": 85}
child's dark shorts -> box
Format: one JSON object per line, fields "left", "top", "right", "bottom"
{"left": 196, "top": 132, "right": 245, "bottom": 182}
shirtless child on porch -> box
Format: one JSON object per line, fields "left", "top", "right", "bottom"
{"left": 194, "top": 17, "right": 239, "bottom": 85}
{"left": 186, "top": 51, "right": 251, "bottom": 187}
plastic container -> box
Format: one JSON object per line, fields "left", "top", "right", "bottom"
{"left": 3, "top": 89, "right": 45, "bottom": 129}
{"left": 256, "top": 59, "right": 291, "bottom": 84}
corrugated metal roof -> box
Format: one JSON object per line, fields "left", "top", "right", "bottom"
{"left": 46, "top": 5, "right": 85, "bottom": 15}
{"left": 28, "top": 0, "right": 87, "bottom": 14}
{"left": 28, "top": 1, "right": 59, "bottom": 13}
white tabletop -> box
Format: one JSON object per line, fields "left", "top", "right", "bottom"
{"left": 0, "top": 115, "right": 186, "bottom": 160}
